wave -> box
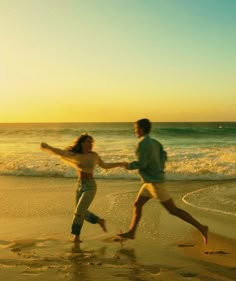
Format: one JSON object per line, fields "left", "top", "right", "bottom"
{"left": 0, "top": 122, "right": 235, "bottom": 139}
{"left": 0, "top": 162, "right": 235, "bottom": 180}
{"left": 0, "top": 146, "right": 235, "bottom": 180}
{"left": 182, "top": 182, "right": 236, "bottom": 216}
{"left": 0, "top": 122, "right": 235, "bottom": 181}
{"left": 154, "top": 124, "right": 236, "bottom": 138}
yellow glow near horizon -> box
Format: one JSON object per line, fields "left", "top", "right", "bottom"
{"left": 0, "top": 1, "right": 236, "bottom": 122}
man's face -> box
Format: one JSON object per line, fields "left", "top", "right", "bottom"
{"left": 134, "top": 124, "right": 145, "bottom": 138}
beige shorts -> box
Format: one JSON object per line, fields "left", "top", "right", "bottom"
{"left": 137, "top": 182, "right": 171, "bottom": 202}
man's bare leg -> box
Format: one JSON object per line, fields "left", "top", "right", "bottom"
{"left": 161, "top": 199, "right": 208, "bottom": 244}
{"left": 118, "top": 196, "right": 150, "bottom": 239}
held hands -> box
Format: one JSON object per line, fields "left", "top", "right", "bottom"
{"left": 120, "top": 162, "right": 129, "bottom": 169}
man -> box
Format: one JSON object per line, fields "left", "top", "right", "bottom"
{"left": 118, "top": 118, "right": 208, "bottom": 244}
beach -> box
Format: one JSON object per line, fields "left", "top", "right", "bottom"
{"left": 0, "top": 176, "right": 235, "bottom": 281}
{"left": 1, "top": 0, "right": 236, "bottom": 277}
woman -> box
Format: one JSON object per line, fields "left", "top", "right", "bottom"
{"left": 41, "top": 133, "right": 126, "bottom": 243}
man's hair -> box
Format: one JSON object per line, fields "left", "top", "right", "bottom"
{"left": 136, "top": 118, "right": 152, "bottom": 134}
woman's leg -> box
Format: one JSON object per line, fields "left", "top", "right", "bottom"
{"left": 72, "top": 188, "right": 96, "bottom": 241}
{"left": 84, "top": 211, "right": 107, "bottom": 232}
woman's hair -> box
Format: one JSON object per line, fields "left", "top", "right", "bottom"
{"left": 66, "top": 133, "right": 94, "bottom": 153}
{"left": 136, "top": 118, "right": 152, "bottom": 134}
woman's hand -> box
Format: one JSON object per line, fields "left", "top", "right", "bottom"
{"left": 40, "top": 142, "right": 49, "bottom": 149}
{"left": 121, "top": 162, "right": 129, "bottom": 168}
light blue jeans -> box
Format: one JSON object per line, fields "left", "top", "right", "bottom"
{"left": 71, "top": 179, "right": 100, "bottom": 235}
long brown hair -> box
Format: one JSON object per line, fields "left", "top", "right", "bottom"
{"left": 66, "top": 133, "right": 94, "bottom": 154}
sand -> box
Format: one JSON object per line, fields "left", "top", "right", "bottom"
{"left": 0, "top": 176, "right": 235, "bottom": 281}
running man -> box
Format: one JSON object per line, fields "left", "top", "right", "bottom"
{"left": 118, "top": 118, "right": 208, "bottom": 244}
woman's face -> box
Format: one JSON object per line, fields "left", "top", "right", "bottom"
{"left": 81, "top": 137, "right": 94, "bottom": 153}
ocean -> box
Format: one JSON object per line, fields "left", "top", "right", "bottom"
{"left": 0, "top": 122, "right": 236, "bottom": 218}
{"left": 0, "top": 122, "right": 235, "bottom": 180}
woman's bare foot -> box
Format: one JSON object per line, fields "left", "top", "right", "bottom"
{"left": 98, "top": 219, "right": 107, "bottom": 232}
{"left": 73, "top": 235, "right": 82, "bottom": 243}
{"left": 200, "top": 225, "right": 208, "bottom": 245}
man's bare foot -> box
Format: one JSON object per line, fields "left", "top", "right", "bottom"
{"left": 98, "top": 219, "right": 107, "bottom": 232}
{"left": 117, "top": 231, "right": 135, "bottom": 240}
{"left": 200, "top": 225, "right": 208, "bottom": 245}
{"left": 73, "top": 235, "right": 82, "bottom": 243}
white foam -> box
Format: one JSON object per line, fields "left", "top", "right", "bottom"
{"left": 182, "top": 183, "right": 236, "bottom": 216}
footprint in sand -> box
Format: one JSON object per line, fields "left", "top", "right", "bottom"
{"left": 22, "top": 269, "right": 42, "bottom": 276}
{"left": 179, "top": 271, "right": 198, "bottom": 278}
{"left": 204, "top": 250, "right": 230, "bottom": 255}
{"left": 0, "top": 240, "right": 11, "bottom": 247}
{"left": 11, "top": 247, "right": 22, "bottom": 253}
{"left": 178, "top": 244, "right": 195, "bottom": 247}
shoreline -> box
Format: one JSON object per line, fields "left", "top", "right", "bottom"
{"left": 0, "top": 176, "right": 235, "bottom": 280}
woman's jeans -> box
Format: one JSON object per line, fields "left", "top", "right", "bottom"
{"left": 71, "top": 179, "right": 100, "bottom": 235}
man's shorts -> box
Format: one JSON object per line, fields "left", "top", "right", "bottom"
{"left": 137, "top": 182, "right": 171, "bottom": 202}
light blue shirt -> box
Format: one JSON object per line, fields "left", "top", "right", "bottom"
{"left": 128, "top": 135, "right": 165, "bottom": 183}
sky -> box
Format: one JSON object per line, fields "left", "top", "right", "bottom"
{"left": 0, "top": 0, "right": 236, "bottom": 122}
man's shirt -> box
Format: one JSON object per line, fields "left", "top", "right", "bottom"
{"left": 128, "top": 134, "right": 165, "bottom": 183}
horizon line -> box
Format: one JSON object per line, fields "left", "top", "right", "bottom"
{"left": 0, "top": 121, "right": 235, "bottom": 124}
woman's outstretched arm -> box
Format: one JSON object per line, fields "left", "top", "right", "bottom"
{"left": 40, "top": 142, "right": 78, "bottom": 165}
{"left": 41, "top": 142, "right": 70, "bottom": 156}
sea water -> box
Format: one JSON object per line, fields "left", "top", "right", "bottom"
{"left": 0, "top": 122, "right": 235, "bottom": 218}
{"left": 0, "top": 122, "right": 235, "bottom": 180}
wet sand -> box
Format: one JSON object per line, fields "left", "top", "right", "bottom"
{"left": 0, "top": 176, "right": 235, "bottom": 280}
